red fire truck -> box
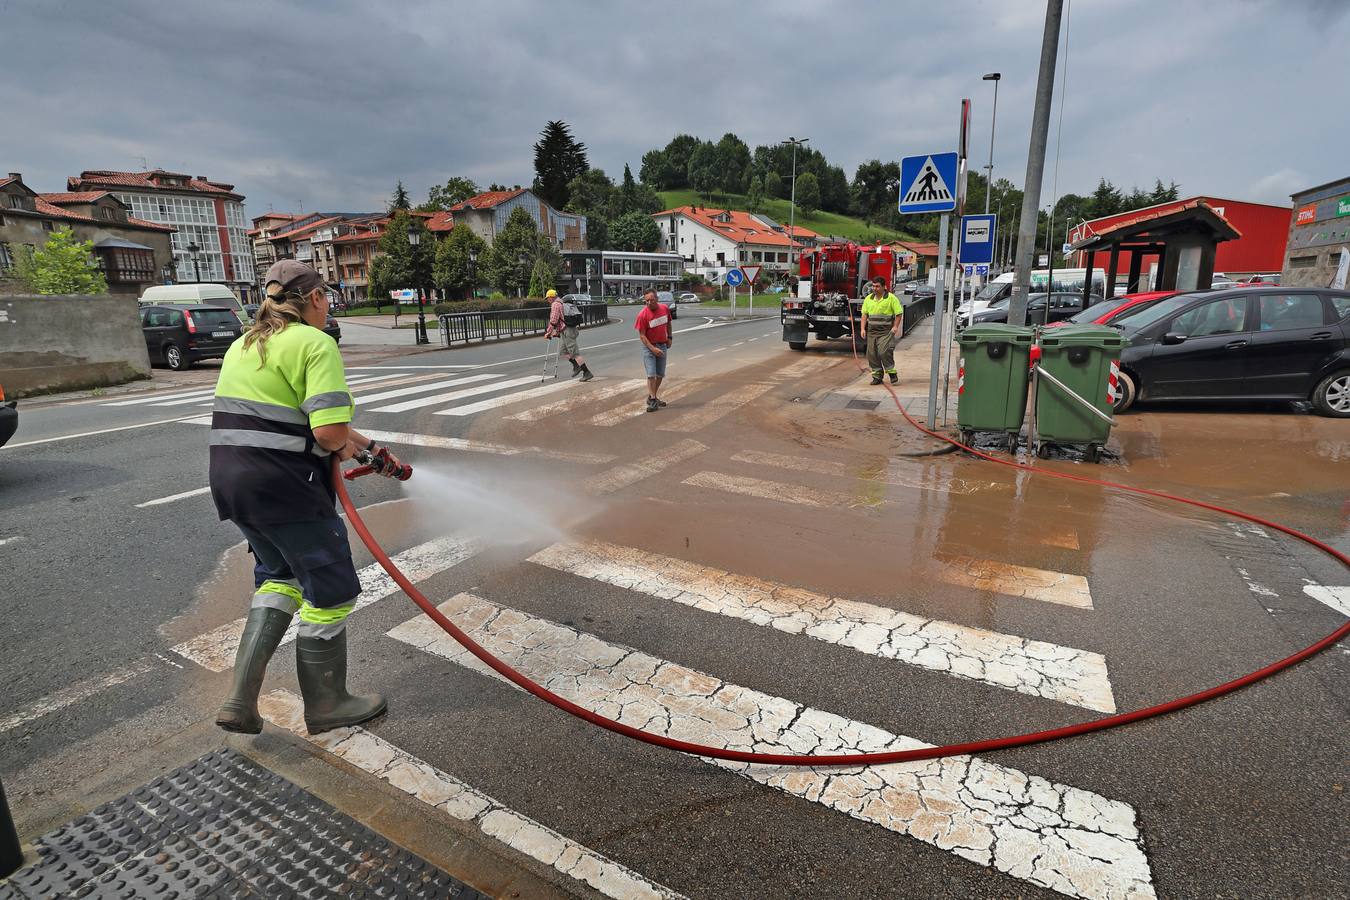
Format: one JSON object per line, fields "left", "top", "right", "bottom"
{"left": 781, "top": 242, "right": 903, "bottom": 350}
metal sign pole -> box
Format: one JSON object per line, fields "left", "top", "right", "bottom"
{"left": 941, "top": 240, "right": 960, "bottom": 426}
{"left": 927, "top": 213, "right": 950, "bottom": 429}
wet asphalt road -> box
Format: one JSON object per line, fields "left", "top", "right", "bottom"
{"left": 1, "top": 315, "right": 1347, "bottom": 899}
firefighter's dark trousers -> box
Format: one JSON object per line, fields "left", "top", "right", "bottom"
{"left": 866, "top": 328, "right": 896, "bottom": 378}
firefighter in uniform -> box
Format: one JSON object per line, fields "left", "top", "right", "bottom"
{"left": 211, "top": 260, "right": 404, "bottom": 735}
{"left": 860, "top": 277, "right": 904, "bottom": 385}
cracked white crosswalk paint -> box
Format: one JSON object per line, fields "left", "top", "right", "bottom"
{"left": 259, "top": 691, "right": 683, "bottom": 900}
{"left": 936, "top": 555, "right": 1093, "bottom": 610}
{"left": 656, "top": 382, "right": 774, "bottom": 432}
{"left": 349, "top": 373, "right": 501, "bottom": 406}
{"left": 387, "top": 595, "right": 1151, "bottom": 900}
{"left": 507, "top": 380, "right": 646, "bottom": 421}
{"left": 587, "top": 381, "right": 702, "bottom": 426}
{"left": 1303, "top": 585, "right": 1350, "bottom": 617}
{"left": 729, "top": 449, "right": 1002, "bottom": 496}
{"left": 0, "top": 658, "right": 160, "bottom": 735}
{"left": 374, "top": 375, "right": 541, "bottom": 413}
{"left": 529, "top": 541, "right": 1114, "bottom": 712}
{"left": 683, "top": 471, "right": 881, "bottom": 509}
{"left": 585, "top": 439, "right": 709, "bottom": 496}
{"left": 172, "top": 536, "right": 477, "bottom": 671}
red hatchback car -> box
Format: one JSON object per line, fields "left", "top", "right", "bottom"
{"left": 1045, "top": 291, "right": 1179, "bottom": 329}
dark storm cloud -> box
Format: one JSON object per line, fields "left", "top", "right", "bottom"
{"left": 2, "top": 0, "right": 1346, "bottom": 217}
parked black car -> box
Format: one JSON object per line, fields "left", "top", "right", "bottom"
{"left": 1113, "top": 287, "right": 1350, "bottom": 417}
{"left": 967, "top": 292, "right": 1084, "bottom": 326}
{"left": 140, "top": 304, "right": 243, "bottom": 370}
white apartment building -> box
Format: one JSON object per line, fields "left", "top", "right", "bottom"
{"left": 653, "top": 206, "right": 801, "bottom": 279}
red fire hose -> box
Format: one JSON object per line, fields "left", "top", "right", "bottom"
{"left": 333, "top": 311, "right": 1349, "bottom": 766}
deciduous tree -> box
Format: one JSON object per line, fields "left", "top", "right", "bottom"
{"left": 794, "top": 172, "right": 820, "bottom": 216}
{"left": 420, "top": 177, "right": 479, "bottom": 211}
{"left": 433, "top": 223, "right": 489, "bottom": 299}
{"left": 486, "top": 207, "right": 541, "bottom": 296}
{"left": 714, "top": 133, "right": 751, "bottom": 195}
{"left": 608, "top": 212, "right": 661, "bottom": 252}
{"left": 14, "top": 228, "right": 107, "bottom": 294}
{"left": 746, "top": 175, "right": 765, "bottom": 213}
{"left": 687, "top": 141, "right": 719, "bottom": 201}
{"left": 764, "top": 171, "right": 784, "bottom": 200}
{"left": 640, "top": 149, "right": 676, "bottom": 190}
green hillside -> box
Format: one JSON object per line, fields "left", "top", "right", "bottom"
{"left": 657, "top": 191, "right": 912, "bottom": 244}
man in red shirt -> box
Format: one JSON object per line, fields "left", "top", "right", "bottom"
{"left": 634, "top": 288, "right": 673, "bottom": 412}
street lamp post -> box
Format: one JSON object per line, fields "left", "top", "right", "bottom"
{"left": 585, "top": 258, "right": 594, "bottom": 299}
{"left": 981, "top": 73, "right": 1001, "bottom": 215}
{"left": 467, "top": 247, "right": 479, "bottom": 300}
{"left": 518, "top": 252, "right": 529, "bottom": 299}
{"left": 187, "top": 242, "right": 202, "bottom": 283}
{"left": 406, "top": 221, "right": 429, "bottom": 345}
{"left": 783, "top": 136, "right": 809, "bottom": 268}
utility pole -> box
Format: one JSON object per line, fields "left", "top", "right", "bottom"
{"left": 784, "top": 137, "right": 809, "bottom": 270}
{"left": 982, "top": 73, "right": 1001, "bottom": 215}
{"left": 1009, "top": 0, "right": 1064, "bottom": 327}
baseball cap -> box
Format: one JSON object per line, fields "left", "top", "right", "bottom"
{"left": 545, "top": 289, "right": 558, "bottom": 298}
{"left": 264, "top": 260, "right": 328, "bottom": 297}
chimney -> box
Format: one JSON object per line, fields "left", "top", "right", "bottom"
{"left": 7, "top": 173, "right": 20, "bottom": 182}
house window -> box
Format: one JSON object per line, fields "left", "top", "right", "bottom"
{"left": 1287, "top": 255, "right": 1317, "bottom": 269}
{"left": 101, "top": 207, "right": 115, "bottom": 221}
{"left": 0, "top": 242, "right": 13, "bottom": 273}
{"left": 8, "top": 195, "right": 22, "bottom": 209}
{"left": 42, "top": 220, "right": 54, "bottom": 231}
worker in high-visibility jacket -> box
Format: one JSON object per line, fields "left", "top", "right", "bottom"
{"left": 860, "top": 278, "right": 904, "bottom": 385}
{"left": 211, "top": 260, "right": 405, "bottom": 736}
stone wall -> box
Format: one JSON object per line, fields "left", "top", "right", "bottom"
{"left": 0, "top": 294, "right": 151, "bottom": 397}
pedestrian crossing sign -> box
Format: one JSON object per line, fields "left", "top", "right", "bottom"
{"left": 899, "top": 152, "right": 958, "bottom": 214}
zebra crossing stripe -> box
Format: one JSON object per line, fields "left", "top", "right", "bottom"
{"left": 587, "top": 381, "right": 702, "bottom": 426}
{"left": 583, "top": 439, "right": 708, "bottom": 496}
{"left": 728, "top": 449, "right": 1003, "bottom": 495}
{"left": 656, "top": 382, "right": 774, "bottom": 432}
{"left": 103, "top": 386, "right": 217, "bottom": 406}
{"left": 435, "top": 378, "right": 581, "bottom": 417}
{"left": 683, "top": 471, "right": 878, "bottom": 508}
{"left": 386, "top": 594, "right": 1152, "bottom": 900}
{"left": 373, "top": 375, "right": 539, "bottom": 413}
{"left": 354, "top": 372, "right": 501, "bottom": 406}
{"left": 528, "top": 540, "right": 1114, "bottom": 712}
{"left": 936, "top": 554, "right": 1093, "bottom": 609}
{"left": 258, "top": 691, "right": 685, "bottom": 900}
{"left": 171, "top": 536, "right": 477, "bottom": 671}
{"left": 772, "top": 357, "right": 838, "bottom": 381}
{"left": 507, "top": 379, "right": 647, "bottom": 422}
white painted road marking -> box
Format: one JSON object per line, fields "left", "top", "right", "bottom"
{"left": 937, "top": 555, "right": 1093, "bottom": 610}
{"left": 172, "top": 536, "right": 477, "bottom": 671}
{"left": 507, "top": 379, "right": 645, "bottom": 422}
{"left": 259, "top": 691, "right": 684, "bottom": 900}
{"left": 360, "top": 429, "right": 616, "bottom": 465}
{"left": 373, "top": 375, "right": 540, "bottom": 413}
{"left": 529, "top": 541, "right": 1115, "bottom": 712}
{"left": 135, "top": 486, "right": 213, "bottom": 508}
{"left": 1303, "top": 585, "right": 1350, "bottom": 617}
{"left": 583, "top": 439, "right": 708, "bottom": 496}
{"left": 656, "top": 382, "right": 774, "bottom": 432}
{"left": 6, "top": 414, "right": 210, "bottom": 448}
{"left": 0, "top": 659, "right": 160, "bottom": 735}
{"left": 588, "top": 382, "right": 702, "bottom": 426}
{"left": 0, "top": 536, "right": 25, "bottom": 548}
{"left": 773, "top": 356, "right": 838, "bottom": 381}
{"left": 388, "top": 595, "right": 1152, "bottom": 900}
{"left": 687, "top": 354, "right": 706, "bottom": 360}
{"left": 683, "top": 471, "right": 877, "bottom": 508}
{"left": 435, "top": 378, "right": 581, "bottom": 416}
{"left": 361, "top": 373, "right": 505, "bottom": 409}
{"left": 102, "top": 386, "right": 217, "bottom": 406}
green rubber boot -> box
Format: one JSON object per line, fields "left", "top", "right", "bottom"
{"left": 216, "top": 606, "right": 293, "bottom": 734}
{"left": 296, "top": 632, "right": 387, "bottom": 734}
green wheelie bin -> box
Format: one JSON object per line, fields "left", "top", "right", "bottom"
{"left": 955, "top": 323, "right": 1034, "bottom": 452}
{"left": 1033, "top": 324, "right": 1127, "bottom": 462}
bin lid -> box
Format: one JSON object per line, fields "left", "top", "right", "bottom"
{"left": 1038, "top": 323, "right": 1127, "bottom": 350}
{"left": 956, "top": 323, "right": 1035, "bottom": 346}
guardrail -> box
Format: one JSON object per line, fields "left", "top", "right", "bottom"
{"left": 901, "top": 294, "right": 935, "bottom": 337}
{"left": 437, "top": 301, "right": 609, "bottom": 347}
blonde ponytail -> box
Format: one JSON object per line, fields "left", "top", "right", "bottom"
{"left": 243, "top": 282, "right": 307, "bottom": 364}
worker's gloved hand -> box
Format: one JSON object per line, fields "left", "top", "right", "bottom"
{"left": 375, "top": 447, "right": 405, "bottom": 478}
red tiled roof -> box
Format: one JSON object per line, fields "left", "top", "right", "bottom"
{"left": 40, "top": 191, "right": 113, "bottom": 204}
{"left": 424, "top": 211, "right": 454, "bottom": 232}
{"left": 656, "top": 206, "right": 797, "bottom": 247}
{"left": 269, "top": 215, "right": 345, "bottom": 242}
{"left": 333, "top": 229, "right": 381, "bottom": 244}
{"left": 31, "top": 197, "right": 175, "bottom": 232}
{"left": 0, "top": 176, "right": 16, "bottom": 189}
{"left": 890, "top": 240, "right": 940, "bottom": 257}
{"left": 451, "top": 188, "right": 527, "bottom": 211}
{"left": 68, "top": 169, "right": 243, "bottom": 200}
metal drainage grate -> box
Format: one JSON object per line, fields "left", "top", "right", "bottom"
{"left": 0, "top": 748, "right": 484, "bottom": 899}
{"left": 846, "top": 398, "right": 882, "bottom": 411}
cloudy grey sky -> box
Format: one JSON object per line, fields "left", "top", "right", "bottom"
{"left": 3, "top": 0, "right": 1346, "bottom": 218}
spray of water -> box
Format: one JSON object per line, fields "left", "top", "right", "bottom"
{"left": 405, "top": 458, "right": 601, "bottom": 551}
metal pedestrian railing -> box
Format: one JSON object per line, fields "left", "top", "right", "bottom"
{"left": 901, "top": 294, "right": 935, "bottom": 337}
{"left": 437, "top": 301, "right": 609, "bottom": 347}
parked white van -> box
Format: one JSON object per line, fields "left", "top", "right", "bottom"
{"left": 138, "top": 284, "right": 246, "bottom": 320}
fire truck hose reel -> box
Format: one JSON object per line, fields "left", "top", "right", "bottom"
{"left": 333, "top": 324, "right": 1349, "bottom": 767}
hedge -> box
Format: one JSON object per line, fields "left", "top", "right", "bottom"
{"left": 432, "top": 297, "right": 552, "bottom": 315}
